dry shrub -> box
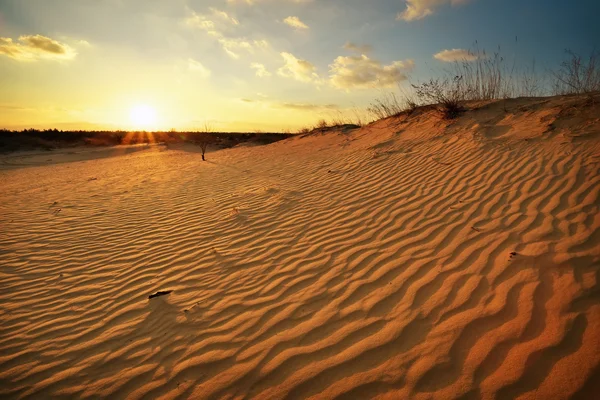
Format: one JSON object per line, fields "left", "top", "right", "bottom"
{"left": 197, "top": 122, "right": 212, "bottom": 161}
{"left": 406, "top": 44, "right": 549, "bottom": 119}
{"left": 412, "top": 76, "right": 466, "bottom": 119}
{"left": 552, "top": 49, "right": 600, "bottom": 95}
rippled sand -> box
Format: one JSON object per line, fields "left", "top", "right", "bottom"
{"left": 1, "top": 94, "right": 599, "bottom": 399}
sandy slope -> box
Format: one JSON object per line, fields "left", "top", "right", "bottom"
{"left": 1, "top": 94, "right": 599, "bottom": 400}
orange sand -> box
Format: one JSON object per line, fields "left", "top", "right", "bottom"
{"left": 1, "top": 94, "right": 599, "bottom": 399}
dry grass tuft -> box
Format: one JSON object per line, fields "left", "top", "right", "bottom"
{"left": 367, "top": 90, "right": 419, "bottom": 120}
{"left": 412, "top": 76, "right": 466, "bottom": 119}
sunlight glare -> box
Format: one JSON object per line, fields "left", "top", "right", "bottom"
{"left": 130, "top": 105, "right": 157, "bottom": 129}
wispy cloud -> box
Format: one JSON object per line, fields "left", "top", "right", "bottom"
{"left": 185, "top": 8, "right": 239, "bottom": 33}
{"left": 250, "top": 62, "right": 272, "bottom": 77}
{"left": 0, "top": 104, "right": 30, "bottom": 110}
{"left": 240, "top": 98, "right": 338, "bottom": 111}
{"left": 185, "top": 12, "right": 219, "bottom": 33}
{"left": 284, "top": 16, "right": 309, "bottom": 30}
{"left": 188, "top": 58, "right": 211, "bottom": 77}
{"left": 0, "top": 35, "right": 77, "bottom": 62}
{"left": 398, "top": 0, "right": 472, "bottom": 21}
{"left": 219, "top": 38, "right": 269, "bottom": 59}
{"left": 276, "top": 102, "right": 338, "bottom": 111}
{"left": 209, "top": 8, "right": 239, "bottom": 25}
{"left": 329, "top": 55, "right": 414, "bottom": 89}
{"left": 185, "top": 8, "right": 269, "bottom": 59}
{"left": 343, "top": 42, "right": 373, "bottom": 54}
{"left": 433, "top": 48, "right": 478, "bottom": 62}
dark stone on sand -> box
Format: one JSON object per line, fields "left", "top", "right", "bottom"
{"left": 149, "top": 290, "right": 173, "bottom": 299}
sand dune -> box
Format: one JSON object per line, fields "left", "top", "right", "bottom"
{"left": 1, "top": 94, "right": 599, "bottom": 399}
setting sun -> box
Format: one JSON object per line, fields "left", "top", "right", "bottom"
{"left": 129, "top": 105, "right": 157, "bottom": 129}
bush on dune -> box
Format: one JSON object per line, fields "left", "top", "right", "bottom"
{"left": 367, "top": 45, "right": 598, "bottom": 123}
{"left": 552, "top": 49, "right": 600, "bottom": 95}
{"left": 412, "top": 76, "right": 466, "bottom": 119}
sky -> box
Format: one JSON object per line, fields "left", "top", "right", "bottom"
{"left": 0, "top": 0, "right": 599, "bottom": 132}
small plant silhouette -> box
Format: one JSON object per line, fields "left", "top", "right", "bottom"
{"left": 198, "top": 122, "right": 212, "bottom": 161}
{"left": 412, "top": 76, "right": 465, "bottom": 119}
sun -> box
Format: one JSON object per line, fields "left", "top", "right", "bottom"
{"left": 129, "top": 104, "right": 157, "bottom": 129}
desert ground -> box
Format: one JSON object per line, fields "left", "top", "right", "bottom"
{"left": 1, "top": 94, "right": 599, "bottom": 399}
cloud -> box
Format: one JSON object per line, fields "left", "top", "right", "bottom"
{"left": 343, "top": 42, "right": 373, "bottom": 54}
{"left": 186, "top": 18, "right": 215, "bottom": 32}
{"left": 278, "top": 52, "right": 320, "bottom": 83}
{"left": 218, "top": 38, "right": 269, "bottom": 59}
{"left": 0, "top": 35, "right": 77, "bottom": 61}
{"left": 185, "top": 9, "right": 268, "bottom": 59}
{"left": 0, "top": 104, "right": 29, "bottom": 110}
{"left": 188, "top": 58, "right": 211, "bottom": 77}
{"left": 283, "top": 16, "right": 309, "bottom": 30}
{"left": 75, "top": 39, "right": 92, "bottom": 47}
{"left": 433, "top": 48, "right": 478, "bottom": 62}
{"left": 277, "top": 51, "right": 414, "bottom": 89}
{"left": 276, "top": 102, "right": 338, "bottom": 111}
{"left": 240, "top": 98, "right": 338, "bottom": 111}
{"left": 185, "top": 8, "right": 237, "bottom": 33}
{"left": 209, "top": 8, "right": 239, "bottom": 25}
{"left": 398, "top": 0, "right": 472, "bottom": 21}
{"left": 329, "top": 55, "right": 414, "bottom": 89}
{"left": 250, "top": 62, "right": 271, "bottom": 77}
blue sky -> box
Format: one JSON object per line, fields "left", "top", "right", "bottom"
{"left": 0, "top": 0, "right": 598, "bottom": 131}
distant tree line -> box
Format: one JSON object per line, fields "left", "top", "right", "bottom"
{"left": 0, "top": 128, "right": 293, "bottom": 153}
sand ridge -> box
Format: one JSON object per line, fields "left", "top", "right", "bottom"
{"left": 0, "top": 94, "right": 599, "bottom": 399}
